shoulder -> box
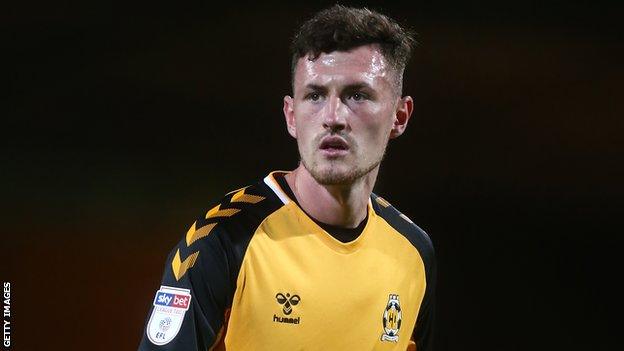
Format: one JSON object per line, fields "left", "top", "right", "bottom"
{"left": 370, "top": 193, "right": 435, "bottom": 265}
{"left": 161, "top": 175, "right": 288, "bottom": 285}
{"left": 186, "top": 178, "right": 286, "bottom": 252}
{"left": 167, "top": 177, "right": 286, "bottom": 281}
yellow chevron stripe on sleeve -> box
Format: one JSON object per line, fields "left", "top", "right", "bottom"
{"left": 186, "top": 222, "right": 217, "bottom": 246}
{"left": 230, "top": 189, "right": 265, "bottom": 204}
{"left": 172, "top": 249, "right": 199, "bottom": 281}
{"left": 185, "top": 221, "right": 198, "bottom": 245}
{"left": 206, "top": 204, "right": 240, "bottom": 219}
{"left": 225, "top": 186, "right": 248, "bottom": 196}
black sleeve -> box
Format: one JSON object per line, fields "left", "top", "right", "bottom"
{"left": 413, "top": 250, "right": 436, "bottom": 351}
{"left": 138, "top": 221, "right": 236, "bottom": 351}
{"left": 369, "top": 193, "right": 437, "bottom": 351}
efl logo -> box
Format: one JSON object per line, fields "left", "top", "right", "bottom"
{"left": 153, "top": 288, "right": 191, "bottom": 310}
{"left": 147, "top": 286, "right": 191, "bottom": 345}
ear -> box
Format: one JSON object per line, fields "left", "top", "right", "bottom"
{"left": 389, "top": 96, "right": 413, "bottom": 139}
{"left": 283, "top": 95, "right": 297, "bottom": 138}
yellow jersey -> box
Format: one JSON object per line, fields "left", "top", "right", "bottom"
{"left": 139, "top": 171, "right": 436, "bottom": 351}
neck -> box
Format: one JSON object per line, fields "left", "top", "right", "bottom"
{"left": 285, "top": 164, "right": 378, "bottom": 228}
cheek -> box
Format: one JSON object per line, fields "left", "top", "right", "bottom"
{"left": 354, "top": 108, "right": 394, "bottom": 141}
{"left": 295, "top": 101, "right": 323, "bottom": 117}
{"left": 293, "top": 114, "right": 317, "bottom": 145}
{"left": 295, "top": 104, "right": 323, "bottom": 128}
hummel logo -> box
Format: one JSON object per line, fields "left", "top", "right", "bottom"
{"left": 275, "top": 292, "right": 300, "bottom": 315}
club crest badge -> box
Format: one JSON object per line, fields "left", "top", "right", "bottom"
{"left": 380, "top": 294, "right": 402, "bottom": 342}
{"left": 146, "top": 286, "right": 192, "bottom": 345}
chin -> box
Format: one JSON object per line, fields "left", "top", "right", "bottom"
{"left": 314, "top": 170, "right": 354, "bottom": 186}
{"left": 304, "top": 159, "right": 375, "bottom": 186}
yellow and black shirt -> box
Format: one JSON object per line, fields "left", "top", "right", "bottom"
{"left": 138, "top": 171, "right": 436, "bottom": 351}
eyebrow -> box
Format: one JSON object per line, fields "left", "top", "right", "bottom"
{"left": 303, "top": 82, "right": 374, "bottom": 91}
{"left": 304, "top": 84, "right": 328, "bottom": 92}
{"left": 342, "top": 82, "right": 374, "bottom": 92}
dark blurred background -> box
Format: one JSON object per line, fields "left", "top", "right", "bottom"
{"left": 3, "top": 0, "right": 623, "bottom": 350}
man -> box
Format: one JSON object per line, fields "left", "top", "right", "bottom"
{"left": 138, "top": 5, "right": 435, "bottom": 351}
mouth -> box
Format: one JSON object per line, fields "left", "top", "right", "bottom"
{"left": 319, "top": 136, "right": 350, "bottom": 157}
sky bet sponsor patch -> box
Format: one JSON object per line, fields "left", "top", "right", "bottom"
{"left": 146, "top": 286, "right": 192, "bottom": 345}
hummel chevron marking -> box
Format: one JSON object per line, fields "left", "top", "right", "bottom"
{"left": 231, "top": 189, "right": 265, "bottom": 204}
{"left": 185, "top": 221, "right": 217, "bottom": 246}
{"left": 172, "top": 249, "right": 199, "bottom": 281}
{"left": 205, "top": 204, "right": 240, "bottom": 219}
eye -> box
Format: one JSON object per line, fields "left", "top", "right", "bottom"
{"left": 306, "top": 92, "right": 322, "bottom": 101}
{"left": 350, "top": 92, "right": 368, "bottom": 101}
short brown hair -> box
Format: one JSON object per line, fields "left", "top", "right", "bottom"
{"left": 290, "top": 5, "right": 415, "bottom": 92}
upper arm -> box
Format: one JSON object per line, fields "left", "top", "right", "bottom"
{"left": 138, "top": 222, "right": 236, "bottom": 351}
{"left": 413, "top": 240, "right": 436, "bottom": 351}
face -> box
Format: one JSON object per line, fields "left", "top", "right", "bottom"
{"left": 283, "top": 45, "right": 413, "bottom": 185}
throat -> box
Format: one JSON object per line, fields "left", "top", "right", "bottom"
{"left": 281, "top": 167, "right": 370, "bottom": 228}
{"left": 275, "top": 172, "right": 368, "bottom": 242}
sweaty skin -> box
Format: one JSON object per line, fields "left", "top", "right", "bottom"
{"left": 283, "top": 45, "right": 414, "bottom": 228}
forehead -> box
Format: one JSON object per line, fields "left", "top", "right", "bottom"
{"left": 293, "top": 45, "right": 393, "bottom": 89}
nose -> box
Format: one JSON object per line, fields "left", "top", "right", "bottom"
{"left": 322, "top": 95, "right": 347, "bottom": 132}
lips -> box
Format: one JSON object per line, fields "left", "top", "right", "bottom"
{"left": 318, "top": 136, "right": 350, "bottom": 158}
{"left": 319, "top": 136, "right": 349, "bottom": 151}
